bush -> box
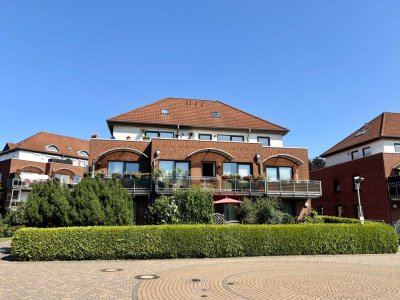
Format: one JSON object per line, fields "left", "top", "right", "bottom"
{"left": 14, "top": 177, "right": 134, "bottom": 227}
{"left": 24, "top": 181, "right": 71, "bottom": 227}
{"left": 235, "top": 198, "right": 256, "bottom": 224}
{"left": 304, "top": 211, "right": 365, "bottom": 224}
{"left": 173, "top": 187, "right": 214, "bottom": 224}
{"left": 11, "top": 223, "right": 398, "bottom": 261}
{"left": 147, "top": 195, "right": 180, "bottom": 225}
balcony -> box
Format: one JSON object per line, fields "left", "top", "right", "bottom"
{"left": 388, "top": 176, "right": 400, "bottom": 201}
{"left": 6, "top": 178, "right": 47, "bottom": 190}
{"left": 155, "top": 176, "right": 322, "bottom": 198}
{"left": 104, "top": 176, "right": 152, "bottom": 195}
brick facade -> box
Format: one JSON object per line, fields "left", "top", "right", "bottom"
{"left": 310, "top": 153, "right": 400, "bottom": 224}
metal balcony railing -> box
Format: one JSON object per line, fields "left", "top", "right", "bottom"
{"left": 155, "top": 176, "right": 322, "bottom": 198}
{"left": 6, "top": 178, "right": 48, "bottom": 190}
{"left": 387, "top": 176, "right": 400, "bottom": 201}
{"left": 104, "top": 175, "right": 152, "bottom": 195}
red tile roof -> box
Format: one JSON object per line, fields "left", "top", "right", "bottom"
{"left": 321, "top": 112, "right": 400, "bottom": 157}
{"left": 1, "top": 131, "right": 89, "bottom": 159}
{"left": 107, "top": 97, "right": 289, "bottom": 133}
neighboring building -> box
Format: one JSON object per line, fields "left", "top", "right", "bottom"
{"left": 0, "top": 131, "right": 89, "bottom": 210}
{"left": 90, "top": 97, "right": 322, "bottom": 224}
{"left": 310, "top": 112, "right": 400, "bottom": 224}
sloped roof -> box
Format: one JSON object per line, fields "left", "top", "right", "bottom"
{"left": 321, "top": 112, "right": 400, "bottom": 157}
{"left": 1, "top": 131, "right": 89, "bottom": 159}
{"left": 107, "top": 97, "right": 288, "bottom": 133}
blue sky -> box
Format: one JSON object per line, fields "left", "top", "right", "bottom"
{"left": 0, "top": 1, "right": 399, "bottom": 158}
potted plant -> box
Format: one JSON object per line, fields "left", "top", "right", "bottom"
{"left": 132, "top": 172, "right": 142, "bottom": 179}
{"left": 143, "top": 136, "right": 151, "bottom": 141}
{"left": 243, "top": 175, "right": 253, "bottom": 181}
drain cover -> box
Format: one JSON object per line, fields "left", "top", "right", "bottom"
{"left": 100, "top": 268, "right": 123, "bottom": 273}
{"left": 192, "top": 278, "right": 201, "bottom": 282}
{"left": 135, "top": 274, "right": 160, "bottom": 280}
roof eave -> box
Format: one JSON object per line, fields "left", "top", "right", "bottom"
{"left": 107, "top": 120, "right": 289, "bottom": 135}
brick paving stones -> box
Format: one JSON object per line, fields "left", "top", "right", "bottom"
{"left": 1, "top": 240, "right": 399, "bottom": 300}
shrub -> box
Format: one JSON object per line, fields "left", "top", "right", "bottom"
{"left": 173, "top": 187, "right": 214, "bottom": 224}
{"left": 12, "top": 223, "right": 398, "bottom": 261}
{"left": 235, "top": 198, "right": 256, "bottom": 224}
{"left": 13, "top": 177, "right": 134, "bottom": 227}
{"left": 24, "top": 181, "right": 71, "bottom": 227}
{"left": 147, "top": 195, "right": 180, "bottom": 225}
{"left": 100, "top": 178, "right": 134, "bottom": 225}
{"left": 70, "top": 177, "right": 105, "bottom": 226}
{"left": 304, "top": 211, "right": 365, "bottom": 224}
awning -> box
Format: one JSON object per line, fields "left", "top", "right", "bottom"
{"left": 214, "top": 197, "right": 243, "bottom": 205}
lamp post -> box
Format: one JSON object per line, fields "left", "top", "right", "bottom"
{"left": 354, "top": 176, "right": 365, "bottom": 224}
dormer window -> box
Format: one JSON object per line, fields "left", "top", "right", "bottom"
{"left": 161, "top": 108, "right": 169, "bottom": 115}
{"left": 211, "top": 112, "right": 220, "bottom": 118}
{"left": 46, "top": 144, "right": 59, "bottom": 152}
{"left": 67, "top": 146, "right": 73, "bottom": 150}
{"left": 77, "top": 150, "right": 89, "bottom": 157}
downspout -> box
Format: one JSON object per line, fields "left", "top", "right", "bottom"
{"left": 177, "top": 124, "right": 180, "bottom": 138}
{"left": 247, "top": 128, "right": 251, "bottom": 142}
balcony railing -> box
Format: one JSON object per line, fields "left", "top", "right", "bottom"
{"left": 388, "top": 176, "right": 400, "bottom": 201}
{"left": 155, "top": 176, "right": 322, "bottom": 198}
{"left": 104, "top": 176, "right": 152, "bottom": 195}
{"left": 6, "top": 178, "right": 48, "bottom": 190}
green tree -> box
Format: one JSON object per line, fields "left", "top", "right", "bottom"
{"left": 100, "top": 178, "right": 134, "bottom": 225}
{"left": 174, "top": 186, "right": 214, "bottom": 224}
{"left": 235, "top": 198, "right": 256, "bottom": 224}
{"left": 309, "top": 156, "right": 326, "bottom": 171}
{"left": 70, "top": 177, "right": 105, "bottom": 226}
{"left": 255, "top": 197, "right": 294, "bottom": 224}
{"left": 24, "top": 181, "right": 71, "bottom": 227}
{"left": 147, "top": 195, "right": 180, "bottom": 225}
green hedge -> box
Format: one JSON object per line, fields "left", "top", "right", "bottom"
{"left": 12, "top": 223, "right": 398, "bottom": 261}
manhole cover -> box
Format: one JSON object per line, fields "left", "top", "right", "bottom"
{"left": 100, "top": 268, "right": 123, "bottom": 273}
{"left": 135, "top": 274, "right": 159, "bottom": 280}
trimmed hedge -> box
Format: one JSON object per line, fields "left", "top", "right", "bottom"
{"left": 12, "top": 223, "right": 398, "bottom": 261}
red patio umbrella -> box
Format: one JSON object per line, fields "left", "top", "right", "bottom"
{"left": 214, "top": 197, "right": 243, "bottom": 205}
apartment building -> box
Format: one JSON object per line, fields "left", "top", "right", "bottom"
{"left": 310, "top": 112, "right": 400, "bottom": 224}
{"left": 90, "top": 97, "right": 322, "bottom": 224}
{"left": 0, "top": 131, "right": 89, "bottom": 210}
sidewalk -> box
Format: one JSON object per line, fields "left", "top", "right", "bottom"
{"left": 1, "top": 241, "right": 399, "bottom": 300}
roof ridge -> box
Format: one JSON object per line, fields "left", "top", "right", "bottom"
{"left": 216, "top": 100, "right": 289, "bottom": 132}
{"left": 38, "top": 131, "right": 89, "bottom": 143}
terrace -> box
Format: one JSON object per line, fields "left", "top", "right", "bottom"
{"left": 155, "top": 176, "right": 322, "bottom": 198}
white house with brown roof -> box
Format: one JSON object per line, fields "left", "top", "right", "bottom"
{"left": 107, "top": 97, "right": 287, "bottom": 147}
{"left": 0, "top": 132, "right": 89, "bottom": 210}
{"left": 311, "top": 112, "right": 400, "bottom": 225}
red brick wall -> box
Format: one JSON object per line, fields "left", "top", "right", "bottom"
{"left": 89, "top": 139, "right": 151, "bottom": 174}
{"left": 310, "top": 153, "right": 397, "bottom": 223}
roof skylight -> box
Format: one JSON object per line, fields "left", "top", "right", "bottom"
{"left": 161, "top": 108, "right": 169, "bottom": 115}
{"left": 355, "top": 128, "right": 368, "bottom": 137}
{"left": 211, "top": 112, "right": 220, "bottom": 118}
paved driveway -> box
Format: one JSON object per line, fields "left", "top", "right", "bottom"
{"left": 1, "top": 240, "right": 400, "bottom": 300}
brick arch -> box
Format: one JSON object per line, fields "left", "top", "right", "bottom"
{"left": 262, "top": 154, "right": 304, "bottom": 166}
{"left": 186, "top": 151, "right": 233, "bottom": 177}
{"left": 18, "top": 165, "right": 45, "bottom": 174}
{"left": 53, "top": 168, "right": 76, "bottom": 176}
{"left": 98, "top": 148, "right": 148, "bottom": 159}
{"left": 262, "top": 154, "right": 304, "bottom": 180}
{"left": 186, "top": 148, "right": 234, "bottom": 161}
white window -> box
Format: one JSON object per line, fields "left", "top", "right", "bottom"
{"left": 77, "top": 150, "right": 89, "bottom": 157}
{"left": 46, "top": 144, "right": 59, "bottom": 152}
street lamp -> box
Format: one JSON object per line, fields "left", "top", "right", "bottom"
{"left": 354, "top": 176, "right": 365, "bottom": 224}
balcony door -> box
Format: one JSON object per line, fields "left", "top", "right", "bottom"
{"left": 202, "top": 162, "right": 215, "bottom": 177}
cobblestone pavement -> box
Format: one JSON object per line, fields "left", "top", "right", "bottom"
{"left": 1, "top": 240, "right": 400, "bottom": 300}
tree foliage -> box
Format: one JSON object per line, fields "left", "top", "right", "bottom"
{"left": 18, "top": 176, "right": 134, "bottom": 227}
{"left": 147, "top": 195, "right": 179, "bottom": 225}
{"left": 309, "top": 156, "right": 326, "bottom": 171}
{"left": 235, "top": 197, "right": 294, "bottom": 224}
{"left": 173, "top": 186, "right": 214, "bottom": 224}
